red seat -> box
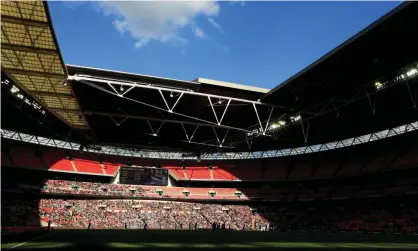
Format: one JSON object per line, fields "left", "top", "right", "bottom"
{"left": 73, "top": 159, "right": 103, "bottom": 174}
{"left": 102, "top": 162, "right": 119, "bottom": 175}
{"left": 42, "top": 149, "right": 74, "bottom": 172}
{"left": 212, "top": 167, "right": 236, "bottom": 180}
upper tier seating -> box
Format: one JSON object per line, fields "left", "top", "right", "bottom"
{"left": 42, "top": 149, "right": 74, "bottom": 172}
{"left": 2, "top": 135, "right": 418, "bottom": 181}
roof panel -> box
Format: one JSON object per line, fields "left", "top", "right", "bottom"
{"left": 38, "top": 54, "right": 64, "bottom": 74}
{"left": 1, "top": 49, "right": 22, "bottom": 69}
{"left": 41, "top": 95, "right": 64, "bottom": 109}
{"left": 1, "top": 1, "right": 21, "bottom": 19}
{"left": 28, "top": 26, "right": 55, "bottom": 49}
{"left": 16, "top": 1, "right": 47, "bottom": 22}
{"left": 2, "top": 22, "right": 32, "bottom": 46}
{"left": 58, "top": 96, "right": 79, "bottom": 110}
{"left": 10, "top": 73, "right": 36, "bottom": 90}
{"left": 15, "top": 51, "right": 44, "bottom": 72}
{"left": 1, "top": 0, "right": 88, "bottom": 129}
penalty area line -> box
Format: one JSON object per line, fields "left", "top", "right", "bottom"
{"left": 3, "top": 233, "right": 49, "bottom": 250}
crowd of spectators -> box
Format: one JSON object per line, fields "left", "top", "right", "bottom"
{"left": 257, "top": 201, "right": 418, "bottom": 234}
{"left": 37, "top": 199, "right": 257, "bottom": 230}
{"left": 3, "top": 194, "right": 417, "bottom": 234}
{"left": 42, "top": 180, "right": 149, "bottom": 197}
{"left": 4, "top": 177, "right": 418, "bottom": 203}
{"left": 2, "top": 176, "right": 418, "bottom": 234}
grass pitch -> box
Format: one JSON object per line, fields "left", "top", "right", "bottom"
{"left": 2, "top": 230, "right": 418, "bottom": 250}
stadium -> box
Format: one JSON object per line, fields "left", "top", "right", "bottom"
{"left": 1, "top": 1, "right": 418, "bottom": 250}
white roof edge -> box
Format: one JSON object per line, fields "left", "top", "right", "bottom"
{"left": 66, "top": 65, "right": 269, "bottom": 93}
{"left": 195, "top": 78, "right": 270, "bottom": 93}
{"left": 66, "top": 64, "right": 201, "bottom": 86}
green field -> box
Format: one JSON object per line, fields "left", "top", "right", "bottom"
{"left": 2, "top": 230, "right": 418, "bottom": 250}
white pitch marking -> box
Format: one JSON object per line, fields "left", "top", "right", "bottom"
{"left": 4, "top": 233, "right": 47, "bottom": 250}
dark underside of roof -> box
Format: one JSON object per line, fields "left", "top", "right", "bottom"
{"left": 262, "top": 2, "right": 418, "bottom": 108}
{"left": 2, "top": 2, "right": 418, "bottom": 154}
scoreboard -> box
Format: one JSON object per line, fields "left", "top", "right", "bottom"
{"left": 119, "top": 167, "right": 168, "bottom": 186}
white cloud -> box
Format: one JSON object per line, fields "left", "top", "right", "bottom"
{"left": 208, "top": 17, "right": 223, "bottom": 34}
{"left": 194, "top": 27, "right": 206, "bottom": 39}
{"left": 97, "top": 1, "right": 220, "bottom": 48}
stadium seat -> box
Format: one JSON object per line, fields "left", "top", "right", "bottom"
{"left": 73, "top": 159, "right": 103, "bottom": 174}
{"left": 42, "top": 149, "right": 74, "bottom": 172}
{"left": 212, "top": 166, "right": 237, "bottom": 180}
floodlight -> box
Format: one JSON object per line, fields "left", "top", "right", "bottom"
{"left": 374, "top": 81, "right": 384, "bottom": 90}
{"left": 406, "top": 68, "right": 417, "bottom": 77}
{"left": 290, "top": 114, "right": 301, "bottom": 123}
{"left": 10, "top": 86, "right": 19, "bottom": 93}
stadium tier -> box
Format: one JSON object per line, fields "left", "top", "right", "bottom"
{"left": 3, "top": 174, "right": 418, "bottom": 233}
{"left": 2, "top": 135, "right": 418, "bottom": 180}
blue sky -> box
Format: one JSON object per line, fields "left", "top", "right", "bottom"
{"left": 49, "top": 1, "right": 401, "bottom": 89}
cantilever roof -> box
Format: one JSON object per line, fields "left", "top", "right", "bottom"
{"left": 194, "top": 78, "right": 270, "bottom": 94}
{"left": 1, "top": 0, "right": 88, "bottom": 129}
{"left": 262, "top": 2, "right": 412, "bottom": 102}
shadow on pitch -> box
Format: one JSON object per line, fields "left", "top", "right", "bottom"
{"left": 2, "top": 230, "right": 418, "bottom": 251}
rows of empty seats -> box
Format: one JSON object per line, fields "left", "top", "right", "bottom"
{"left": 2, "top": 138, "right": 418, "bottom": 180}
{"left": 165, "top": 166, "right": 238, "bottom": 181}
{"left": 1, "top": 144, "right": 118, "bottom": 175}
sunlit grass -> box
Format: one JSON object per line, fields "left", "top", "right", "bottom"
{"left": 107, "top": 242, "right": 418, "bottom": 249}
{"left": 2, "top": 241, "right": 417, "bottom": 249}
{"left": 1, "top": 242, "right": 72, "bottom": 249}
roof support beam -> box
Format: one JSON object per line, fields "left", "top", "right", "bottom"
{"left": 31, "top": 91, "right": 73, "bottom": 98}
{"left": 76, "top": 79, "right": 258, "bottom": 134}
{"left": 84, "top": 111, "right": 236, "bottom": 129}
{"left": 48, "top": 107, "right": 80, "bottom": 113}
{"left": 5, "top": 68, "right": 64, "bottom": 79}
{"left": 1, "top": 15, "right": 49, "bottom": 28}
{"left": 1, "top": 43, "right": 57, "bottom": 55}
{"left": 2, "top": 121, "right": 417, "bottom": 159}
{"left": 69, "top": 74, "right": 290, "bottom": 110}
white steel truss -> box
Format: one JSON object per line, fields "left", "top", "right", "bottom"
{"left": 69, "top": 74, "right": 279, "bottom": 139}
{"left": 68, "top": 63, "right": 417, "bottom": 149}
{"left": 2, "top": 121, "right": 417, "bottom": 160}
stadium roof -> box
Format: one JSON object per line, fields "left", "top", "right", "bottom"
{"left": 0, "top": 1, "right": 88, "bottom": 129}
{"left": 262, "top": 2, "right": 418, "bottom": 109}
{"left": 1, "top": 1, "right": 417, "bottom": 154}
{"left": 194, "top": 78, "right": 270, "bottom": 94}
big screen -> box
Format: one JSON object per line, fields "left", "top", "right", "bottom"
{"left": 119, "top": 167, "right": 168, "bottom": 186}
